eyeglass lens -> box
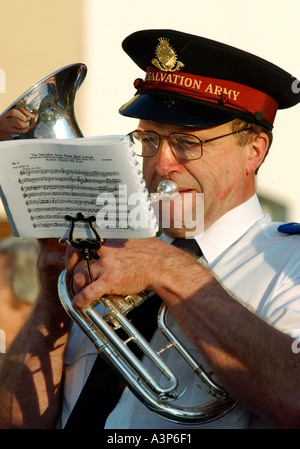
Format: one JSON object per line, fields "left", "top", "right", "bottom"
{"left": 130, "top": 131, "right": 203, "bottom": 161}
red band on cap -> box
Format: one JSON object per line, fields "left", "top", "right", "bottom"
{"left": 134, "top": 67, "right": 278, "bottom": 124}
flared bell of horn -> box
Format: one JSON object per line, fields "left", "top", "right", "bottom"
{"left": 0, "top": 63, "right": 87, "bottom": 139}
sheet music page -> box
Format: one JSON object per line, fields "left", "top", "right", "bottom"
{"left": 0, "top": 136, "right": 158, "bottom": 239}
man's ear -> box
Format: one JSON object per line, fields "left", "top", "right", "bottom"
{"left": 246, "top": 133, "right": 269, "bottom": 175}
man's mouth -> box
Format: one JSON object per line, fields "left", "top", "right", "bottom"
{"left": 178, "top": 187, "right": 196, "bottom": 194}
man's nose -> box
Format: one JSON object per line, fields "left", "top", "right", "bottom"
{"left": 155, "top": 139, "right": 183, "bottom": 176}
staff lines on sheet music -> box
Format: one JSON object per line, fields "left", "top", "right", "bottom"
{"left": 25, "top": 198, "right": 96, "bottom": 206}
{"left": 19, "top": 167, "right": 120, "bottom": 177}
{"left": 21, "top": 184, "right": 120, "bottom": 194}
{"left": 28, "top": 205, "right": 128, "bottom": 213}
{"left": 18, "top": 176, "right": 121, "bottom": 185}
{"left": 23, "top": 191, "right": 102, "bottom": 199}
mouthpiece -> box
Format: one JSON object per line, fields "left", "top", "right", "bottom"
{"left": 150, "top": 180, "right": 178, "bottom": 204}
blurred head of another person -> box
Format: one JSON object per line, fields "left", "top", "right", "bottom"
{"left": 0, "top": 237, "right": 39, "bottom": 349}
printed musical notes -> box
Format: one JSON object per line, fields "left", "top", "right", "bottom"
{"left": 0, "top": 136, "right": 158, "bottom": 239}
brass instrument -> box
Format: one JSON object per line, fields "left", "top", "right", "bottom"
{"left": 0, "top": 63, "right": 86, "bottom": 139}
{"left": 58, "top": 180, "right": 237, "bottom": 425}
{"left": 6, "top": 67, "right": 237, "bottom": 424}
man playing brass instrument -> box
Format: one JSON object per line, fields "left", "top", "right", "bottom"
{"left": 1, "top": 29, "right": 300, "bottom": 429}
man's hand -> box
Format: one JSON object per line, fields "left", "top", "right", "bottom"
{"left": 66, "top": 237, "right": 196, "bottom": 309}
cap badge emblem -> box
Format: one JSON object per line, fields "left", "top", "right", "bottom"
{"left": 151, "top": 38, "right": 184, "bottom": 72}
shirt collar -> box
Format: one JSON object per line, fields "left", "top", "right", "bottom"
{"left": 161, "top": 195, "right": 264, "bottom": 264}
{"left": 195, "top": 194, "right": 264, "bottom": 263}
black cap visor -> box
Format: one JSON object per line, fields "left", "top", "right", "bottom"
{"left": 119, "top": 91, "right": 240, "bottom": 128}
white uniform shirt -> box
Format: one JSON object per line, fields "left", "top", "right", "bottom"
{"left": 60, "top": 195, "right": 300, "bottom": 429}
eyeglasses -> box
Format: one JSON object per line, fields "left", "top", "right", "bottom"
{"left": 128, "top": 127, "right": 253, "bottom": 161}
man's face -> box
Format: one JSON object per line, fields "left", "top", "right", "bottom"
{"left": 138, "top": 119, "right": 257, "bottom": 237}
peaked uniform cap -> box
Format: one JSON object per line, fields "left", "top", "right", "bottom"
{"left": 119, "top": 29, "right": 300, "bottom": 129}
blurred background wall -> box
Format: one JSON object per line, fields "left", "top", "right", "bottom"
{"left": 0, "top": 0, "right": 300, "bottom": 238}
